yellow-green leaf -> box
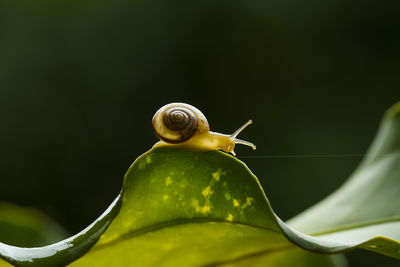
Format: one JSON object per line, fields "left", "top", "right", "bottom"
{"left": 2, "top": 102, "right": 400, "bottom": 266}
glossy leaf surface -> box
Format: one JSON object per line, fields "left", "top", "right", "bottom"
{"left": 1, "top": 103, "right": 400, "bottom": 266}
{"left": 0, "top": 196, "right": 121, "bottom": 267}
{"left": 0, "top": 203, "right": 68, "bottom": 247}
{"left": 287, "top": 103, "right": 400, "bottom": 255}
{"left": 71, "top": 102, "right": 400, "bottom": 265}
{"left": 70, "top": 147, "right": 346, "bottom": 267}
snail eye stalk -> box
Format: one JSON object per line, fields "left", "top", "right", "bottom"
{"left": 152, "top": 103, "right": 256, "bottom": 156}
{"left": 232, "top": 120, "right": 256, "bottom": 150}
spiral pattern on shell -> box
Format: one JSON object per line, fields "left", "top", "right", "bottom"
{"left": 162, "top": 107, "right": 196, "bottom": 132}
{"left": 152, "top": 103, "right": 209, "bottom": 144}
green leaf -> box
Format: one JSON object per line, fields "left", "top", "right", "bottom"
{"left": 0, "top": 202, "right": 68, "bottom": 247}
{"left": 70, "top": 102, "right": 400, "bottom": 265}
{"left": 287, "top": 103, "right": 400, "bottom": 255}
{"left": 0, "top": 196, "right": 121, "bottom": 267}
{"left": 289, "top": 103, "right": 400, "bottom": 232}
{"left": 0, "top": 203, "right": 69, "bottom": 267}
{"left": 69, "top": 147, "right": 346, "bottom": 267}
{"left": 1, "top": 102, "right": 400, "bottom": 266}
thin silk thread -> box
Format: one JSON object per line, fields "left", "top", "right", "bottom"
{"left": 237, "top": 154, "right": 365, "bottom": 159}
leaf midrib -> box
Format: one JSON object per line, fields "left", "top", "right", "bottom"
{"left": 93, "top": 218, "right": 282, "bottom": 251}
{"left": 201, "top": 243, "right": 295, "bottom": 267}
{"left": 302, "top": 151, "right": 400, "bottom": 237}
{"left": 90, "top": 218, "right": 295, "bottom": 267}
{"left": 310, "top": 216, "right": 400, "bottom": 236}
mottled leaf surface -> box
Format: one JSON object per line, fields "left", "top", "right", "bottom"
{"left": 1, "top": 103, "right": 400, "bottom": 266}
{"left": 70, "top": 147, "right": 346, "bottom": 267}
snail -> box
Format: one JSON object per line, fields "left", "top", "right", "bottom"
{"left": 152, "top": 103, "right": 256, "bottom": 156}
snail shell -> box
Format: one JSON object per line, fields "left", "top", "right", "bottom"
{"left": 152, "top": 103, "right": 209, "bottom": 143}
{"left": 152, "top": 103, "right": 256, "bottom": 155}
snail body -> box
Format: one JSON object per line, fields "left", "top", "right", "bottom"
{"left": 152, "top": 103, "right": 256, "bottom": 155}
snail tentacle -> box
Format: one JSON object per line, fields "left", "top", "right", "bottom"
{"left": 231, "top": 120, "right": 256, "bottom": 150}
{"left": 152, "top": 103, "right": 256, "bottom": 156}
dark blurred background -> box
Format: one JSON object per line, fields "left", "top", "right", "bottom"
{"left": 0, "top": 0, "right": 399, "bottom": 266}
